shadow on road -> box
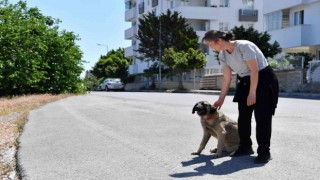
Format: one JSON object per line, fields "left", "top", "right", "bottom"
{"left": 170, "top": 154, "right": 265, "bottom": 178}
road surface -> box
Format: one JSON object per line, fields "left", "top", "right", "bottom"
{"left": 18, "top": 92, "right": 320, "bottom": 180}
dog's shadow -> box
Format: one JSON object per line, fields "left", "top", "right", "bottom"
{"left": 170, "top": 154, "right": 265, "bottom": 178}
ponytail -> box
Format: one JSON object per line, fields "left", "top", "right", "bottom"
{"left": 202, "top": 30, "right": 234, "bottom": 43}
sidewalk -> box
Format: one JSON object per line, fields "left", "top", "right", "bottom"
{"left": 166, "top": 89, "right": 320, "bottom": 99}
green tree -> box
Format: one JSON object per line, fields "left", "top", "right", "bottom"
{"left": 232, "top": 26, "right": 282, "bottom": 58}
{"left": 83, "top": 71, "right": 99, "bottom": 91}
{"left": 91, "top": 48, "right": 130, "bottom": 83}
{"left": 136, "top": 9, "right": 198, "bottom": 62}
{"left": 0, "top": 0, "right": 85, "bottom": 96}
{"left": 162, "top": 48, "right": 207, "bottom": 89}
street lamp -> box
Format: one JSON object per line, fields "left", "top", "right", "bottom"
{"left": 97, "top": 43, "right": 109, "bottom": 53}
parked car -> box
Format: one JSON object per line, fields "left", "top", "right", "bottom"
{"left": 100, "top": 78, "right": 124, "bottom": 91}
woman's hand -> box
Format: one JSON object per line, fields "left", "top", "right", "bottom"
{"left": 247, "top": 92, "right": 256, "bottom": 106}
{"left": 214, "top": 98, "right": 224, "bottom": 110}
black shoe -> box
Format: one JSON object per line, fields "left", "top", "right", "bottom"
{"left": 230, "top": 146, "right": 254, "bottom": 157}
{"left": 254, "top": 154, "right": 272, "bottom": 163}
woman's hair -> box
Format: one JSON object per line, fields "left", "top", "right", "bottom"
{"left": 202, "top": 30, "right": 234, "bottom": 43}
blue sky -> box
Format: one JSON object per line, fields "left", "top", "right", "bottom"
{"left": 10, "top": 0, "right": 131, "bottom": 77}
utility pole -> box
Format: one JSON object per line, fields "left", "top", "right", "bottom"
{"left": 158, "top": 1, "right": 163, "bottom": 91}
{"left": 158, "top": 16, "right": 162, "bottom": 91}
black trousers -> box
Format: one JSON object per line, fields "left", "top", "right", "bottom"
{"left": 234, "top": 66, "right": 279, "bottom": 155}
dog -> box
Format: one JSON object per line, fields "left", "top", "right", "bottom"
{"left": 191, "top": 101, "right": 240, "bottom": 158}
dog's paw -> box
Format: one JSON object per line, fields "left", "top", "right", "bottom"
{"left": 191, "top": 152, "right": 201, "bottom": 155}
{"left": 212, "top": 154, "right": 222, "bottom": 159}
{"left": 210, "top": 148, "right": 217, "bottom": 153}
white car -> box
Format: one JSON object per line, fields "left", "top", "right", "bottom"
{"left": 100, "top": 78, "right": 124, "bottom": 91}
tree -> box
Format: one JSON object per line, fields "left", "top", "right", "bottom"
{"left": 91, "top": 48, "right": 130, "bottom": 83}
{"left": 0, "top": 0, "right": 85, "bottom": 96}
{"left": 83, "top": 71, "right": 99, "bottom": 91}
{"left": 162, "top": 48, "right": 207, "bottom": 89}
{"left": 231, "top": 26, "right": 282, "bottom": 58}
{"left": 135, "top": 9, "right": 198, "bottom": 62}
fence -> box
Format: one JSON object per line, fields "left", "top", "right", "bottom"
{"left": 203, "top": 66, "right": 223, "bottom": 76}
{"left": 307, "top": 60, "right": 320, "bottom": 83}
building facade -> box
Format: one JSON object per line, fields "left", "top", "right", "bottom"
{"left": 264, "top": 0, "right": 320, "bottom": 83}
{"left": 124, "top": 0, "right": 264, "bottom": 75}
{"left": 263, "top": 0, "right": 320, "bottom": 57}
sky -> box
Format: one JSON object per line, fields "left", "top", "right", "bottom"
{"left": 10, "top": 0, "right": 131, "bottom": 77}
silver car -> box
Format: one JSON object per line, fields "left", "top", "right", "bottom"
{"left": 100, "top": 78, "right": 124, "bottom": 91}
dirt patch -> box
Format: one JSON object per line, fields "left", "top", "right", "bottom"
{"left": 0, "top": 118, "right": 20, "bottom": 180}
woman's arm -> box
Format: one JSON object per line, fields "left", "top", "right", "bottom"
{"left": 245, "top": 59, "right": 259, "bottom": 106}
{"left": 214, "top": 66, "right": 232, "bottom": 110}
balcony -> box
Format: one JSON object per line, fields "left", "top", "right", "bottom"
{"left": 239, "top": 9, "right": 258, "bottom": 22}
{"left": 125, "top": 46, "right": 136, "bottom": 58}
{"left": 125, "top": 8, "right": 136, "bottom": 21}
{"left": 125, "top": 27, "right": 136, "bottom": 40}
{"left": 174, "top": 6, "right": 222, "bottom": 20}
{"left": 268, "top": 24, "right": 314, "bottom": 48}
{"left": 264, "top": 0, "right": 318, "bottom": 14}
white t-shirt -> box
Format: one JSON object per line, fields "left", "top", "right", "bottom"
{"left": 218, "top": 40, "right": 269, "bottom": 77}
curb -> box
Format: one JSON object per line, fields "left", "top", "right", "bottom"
{"left": 124, "top": 89, "right": 320, "bottom": 99}
{"left": 168, "top": 90, "right": 320, "bottom": 99}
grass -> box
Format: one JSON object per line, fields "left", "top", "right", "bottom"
{"left": 0, "top": 94, "right": 71, "bottom": 117}
{"left": 0, "top": 93, "right": 74, "bottom": 179}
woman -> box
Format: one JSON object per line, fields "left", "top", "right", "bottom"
{"left": 202, "top": 30, "right": 279, "bottom": 163}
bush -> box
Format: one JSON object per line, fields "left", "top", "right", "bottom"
{"left": 269, "top": 60, "right": 278, "bottom": 69}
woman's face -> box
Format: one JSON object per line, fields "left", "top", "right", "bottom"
{"left": 205, "top": 38, "right": 224, "bottom": 51}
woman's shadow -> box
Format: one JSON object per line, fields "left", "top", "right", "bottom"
{"left": 170, "top": 154, "right": 265, "bottom": 178}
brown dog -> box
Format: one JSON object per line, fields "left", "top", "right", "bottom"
{"left": 191, "top": 101, "right": 240, "bottom": 158}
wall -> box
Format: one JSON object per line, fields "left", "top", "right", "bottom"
{"left": 124, "top": 69, "right": 320, "bottom": 93}
{"left": 200, "top": 69, "right": 304, "bottom": 92}
{"left": 275, "top": 70, "right": 303, "bottom": 92}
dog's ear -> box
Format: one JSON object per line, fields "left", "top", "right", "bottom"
{"left": 210, "top": 106, "right": 217, "bottom": 114}
{"left": 192, "top": 103, "right": 198, "bottom": 114}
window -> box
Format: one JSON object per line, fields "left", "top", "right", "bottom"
{"left": 170, "top": 0, "right": 175, "bottom": 9}
{"left": 242, "top": 0, "right": 254, "bottom": 9}
{"left": 294, "top": 10, "right": 304, "bottom": 25}
{"left": 125, "top": 1, "right": 132, "bottom": 11}
{"left": 219, "top": 22, "right": 229, "bottom": 31}
{"left": 282, "top": 9, "right": 290, "bottom": 28}
{"left": 220, "top": 0, "right": 229, "bottom": 7}
{"left": 181, "top": 0, "right": 189, "bottom": 6}
{"left": 139, "top": 2, "right": 144, "bottom": 14}
{"left": 264, "top": 11, "right": 282, "bottom": 31}
{"left": 152, "top": 0, "right": 158, "bottom": 7}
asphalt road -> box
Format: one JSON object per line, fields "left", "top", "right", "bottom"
{"left": 18, "top": 92, "right": 320, "bottom": 180}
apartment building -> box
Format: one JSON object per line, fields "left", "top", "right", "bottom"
{"left": 124, "top": 0, "right": 263, "bottom": 75}
{"left": 263, "top": 0, "right": 320, "bottom": 83}
{"left": 264, "top": 0, "right": 320, "bottom": 58}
